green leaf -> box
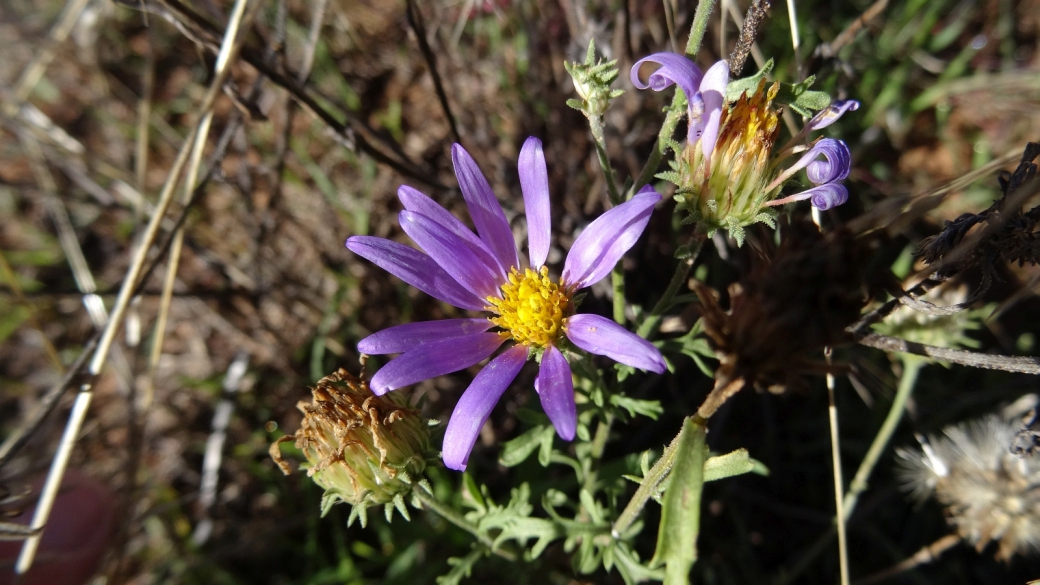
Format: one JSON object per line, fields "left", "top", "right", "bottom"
{"left": 493, "top": 517, "right": 561, "bottom": 558}
{"left": 613, "top": 542, "right": 666, "bottom": 585}
{"left": 437, "top": 549, "right": 483, "bottom": 585}
{"left": 725, "top": 58, "right": 775, "bottom": 102}
{"left": 776, "top": 80, "right": 832, "bottom": 117}
{"left": 703, "top": 449, "right": 757, "bottom": 482}
{"left": 610, "top": 395, "right": 664, "bottom": 420}
{"left": 725, "top": 59, "right": 832, "bottom": 117}
{"left": 499, "top": 424, "right": 554, "bottom": 467}
{"left": 461, "top": 472, "right": 486, "bottom": 513}
{"left": 537, "top": 428, "right": 555, "bottom": 467}
{"left": 652, "top": 417, "right": 708, "bottom": 584}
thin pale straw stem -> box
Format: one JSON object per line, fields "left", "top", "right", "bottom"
{"left": 15, "top": 0, "right": 255, "bottom": 573}
{"left": 720, "top": 0, "right": 728, "bottom": 56}
{"left": 825, "top": 349, "right": 850, "bottom": 585}
{"left": 852, "top": 534, "right": 960, "bottom": 585}
{"left": 785, "top": 0, "right": 803, "bottom": 81}
{"left": 20, "top": 129, "right": 134, "bottom": 390}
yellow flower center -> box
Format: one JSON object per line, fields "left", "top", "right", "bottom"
{"left": 487, "top": 266, "right": 571, "bottom": 348}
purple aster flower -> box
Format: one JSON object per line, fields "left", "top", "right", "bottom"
{"left": 346, "top": 137, "right": 666, "bottom": 471}
{"left": 630, "top": 52, "right": 859, "bottom": 241}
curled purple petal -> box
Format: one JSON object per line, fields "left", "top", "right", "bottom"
{"left": 369, "top": 332, "right": 506, "bottom": 395}
{"left": 690, "top": 60, "right": 729, "bottom": 158}
{"left": 346, "top": 236, "right": 485, "bottom": 311}
{"left": 630, "top": 53, "right": 703, "bottom": 108}
{"left": 519, "top": 137, "right": 552, "bottom": 269}
{"left": 561, "top": 189, "right": 661, "bottom": 289}
{"left": 565, "top": 313, "right": 666, "bottom": 373}
{"left": 784, "top": 138, "right": 852, "bottom": 185}
{"left": 451, "top": 144, "right": 519, "bottom": 276}
{"left": 442, "top": 344, "right": 529, "bottom": 470}
{"left": 358, "top": 319, "right": 493, "bottom": 355}
{"left": 807, "top": 100, "right": 860, "bottom": 131}
{"left": 807, "top": 183, "right": 849, "bottom": 210}
{"left": 400, "top": 211, "right": 502, "bottom": 300}
{"left": 806, "top": 139, "right": 852, "bottom": 184}
{"left": 398, "top": 186, "right": 504, "bottom": 280}
{"left": 536, "top": 345, "right": 576, "bottom": 441}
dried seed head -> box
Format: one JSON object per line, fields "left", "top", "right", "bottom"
{"left": 270, "top": 368, "right": 431, "bottom": 525}
{"left": 896, "top": 414, "right": 1040, "bottom": 561}
{"left": 695, "top": 220, "right": 873, "bottom": 395}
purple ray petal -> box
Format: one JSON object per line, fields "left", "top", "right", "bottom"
{"left": 807, "top": 183, "right": 849, "bottom": 210}
{"left": 441, "top": 344, "right": 529, "bottom": 470}
{"left": 630, "top": 53, "right": 703, "bottom": 107}
{"left": 764, "top": 182, "right": 850, "bottom": 210}
{"left": 536, "top": 345, "right": 576, "bottom": 441}
{"left": 358, "top": 319, "right": 493, "bottom": 355}
{"left": 565, "top": 314, "right": 666, "bottom": 373}
{"left": 451, "top": 144, "right": 519, "bottom": 275}
{"left": 561, "top": 188, "right": 661, "bottom": 289}
{"left": 400, "top": 211, "right": 502, "bottom": 300}
{"left": 806, "top": 100, "right": 860, "bottom": 131}
{"left": 805, "top": 139, "right": 852, "bottom": 184}
{"left": 369, "top": 332, "right": 506, "bottom": 395}
{"left": 692, "top": 60, "right": 729, "bottom": 158}
{"left": 784, "top": 138, "right": 852, "bottom": 185}
{"left": 398, "top": 186, "right": 504, "bottom": 280}
{"left": 519, "top": 137, "right": 551, "bottom": 269}
{"left": 346, "top": 236, "right": 485, "bottom": 310}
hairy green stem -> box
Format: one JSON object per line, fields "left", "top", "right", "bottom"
{"left": 414, "top": 489, "right": 517, "bottom": 561}
{"left": 627, "top": 109, "right": 682, "bottom": 200}
{"left": 637, "top": 239, "right": 703, "bottom": 340}
{"left": 842, "top": 357, "right": 925, "bottom": 519}
{"left": 625, "top": 0, "right": 716, "bottom": 200}
{"left": 583, "top": 414, "right": 616, "bottom": 493}
{"left": 587, "top": 113, "right": 621, "bottom": 205}
{"left": 612, "top": 268, "right": 626, "bottom": 325}
{"left": 611, "top": 419, "right": 689, "bottom": 538}
{"left": 686, "top": 0, "right": 718, "bottom": 55}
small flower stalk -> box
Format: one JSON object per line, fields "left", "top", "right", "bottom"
{"left": 631, "top": 53, "right": 858, "bottom": 244}
{"left": 270, "top": 368, "right": 432, "bottom": 527}
{"left": 565, "top": 40, "right": 624, "bottom": 119}
{"left": 897, "top": 414, "right": 1040, "bottom": 561}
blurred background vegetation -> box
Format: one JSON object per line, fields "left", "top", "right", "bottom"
{"left": 0, "top": 0, "right": 1038, "bottom": 583}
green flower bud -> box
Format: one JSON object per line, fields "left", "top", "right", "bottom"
{"left": 565, "top": 40, "right": 624, "bottom": 118}
{"left": 271, "top": 368, "right": 431, "bottom": 526}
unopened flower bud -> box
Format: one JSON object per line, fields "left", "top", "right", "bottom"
{"left": 270, "top": 368, "right": 431, "bottom": 526}
{"left": 565, "top": 40, "right": 623, "bottom": 118}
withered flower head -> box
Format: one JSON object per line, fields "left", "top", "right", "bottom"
{"left": 694, "top": 220, "right": 872, "bottom": 416}
{"left": 897, "top": 414, "right": 1040, "bottom": 561}
{"left": 920, "top": 141, "right": 1039, "bottom": 284}
{"left": 270, "top": 368, "right": 431, "bottom": 526}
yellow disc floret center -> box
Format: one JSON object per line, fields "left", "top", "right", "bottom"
{"left": 487, "top": 266, "right": 571, "bottom": 348}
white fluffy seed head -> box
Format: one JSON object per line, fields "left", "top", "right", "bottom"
{"left": 896, "top": 413, "right": 1040, "bottom": 562}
